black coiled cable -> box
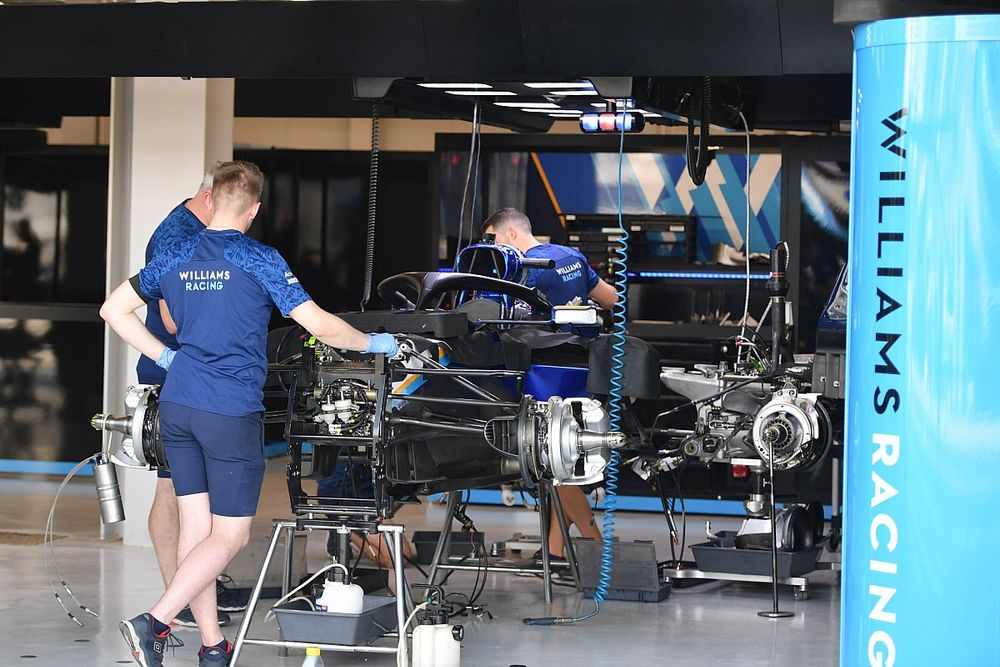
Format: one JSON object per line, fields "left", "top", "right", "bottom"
{"left": 360, "top": 101, "right": 381, "bottom": 311}
{"left": 685, "top": 76, "right": 712, "bottom": 186}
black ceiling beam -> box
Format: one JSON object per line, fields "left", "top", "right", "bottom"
{"left": 235, "top": 79, "right": 378, "bottom": 118}
{"left": 0, "top": 129, "right": 48, "bottom": 148}
{"left": 779, "top": 0, "right": 854, "bottom": 74}
{"left": 419, "top": 0, "right": 528, "bottom": 78}
{"left": 746, "top": 74, "right": 853, "bottom": 131}
{"left": 0, "top": 1, "right": 863, "bottom": 131}
{"left": 0, "top": 78, "right": 111, "bottom": 120}
{"left": 0, "top": 72, "right": 854, "bottom": 129}
{"left": 0, "top": 1, "right": 852, "bottom": 79}
{"left": 834, "top": 0, "right": 1000, "bottom": 25}
{"left": 519, "top": 0, "right": 786, "bottom": 77}
{"left": 0, "top": 2, "right": 429, "bottom": 79}
{"left": 0, "top": 75, "right": 550, "bottom": 129}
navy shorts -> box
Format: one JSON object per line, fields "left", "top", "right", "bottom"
{"left": 158, "top": 401, "right": 265, "bottom": 517}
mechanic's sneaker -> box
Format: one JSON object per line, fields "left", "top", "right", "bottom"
{"left": 198, "top": 639, "right": 233, "bottom": 666}
{"left": 553, "top": 568, "right": 577, "bottom": 584}
{"left": 119, "top": 613, "right": 169, "bottom": 667}
{"left": 173, "top": 606, "right": 232, "bottom": 628}
{"left": 531, "top": 549, "right": 567, "bottom": 563}
{"left": 215, "top": 574, "right": 250, "bottom": 612}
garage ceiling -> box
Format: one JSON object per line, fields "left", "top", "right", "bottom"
{"left": 0, "top": 0, "right": 996, "bottom": 132}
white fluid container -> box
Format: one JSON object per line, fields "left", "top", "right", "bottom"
{"left": 411, "top": 623, "right": 461, "bottom": 667}
{"left": 314, "top": 565, "right": 364, "bottom": 614}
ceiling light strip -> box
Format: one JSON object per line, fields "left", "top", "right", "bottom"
{"left": 495, "top": 102, "right": 560, "bottom": 109}
{"left": 447, "top": 90, "right": 517, "bottom": 96}
{"left": 524, "top": 82, "right": 594, "bottom": 89}
{"left": 419, "top": 83, "right": 492, "bottom": 89}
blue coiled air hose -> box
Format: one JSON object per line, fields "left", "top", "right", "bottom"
{"left": 593, "top": 113, "right": 629, "bottom": 612}
{"left": 523, "top": 112, "right": 628, "bottom": 626}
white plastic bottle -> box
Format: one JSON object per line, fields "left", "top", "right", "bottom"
{"left": 301, "top": 646, "right": 324, "bottom": 666}
{"left": 314, "top": 564, "right": 364, "bottom": 614}
{"left": 411, "top": 624, "right": 461, "bottom": 667}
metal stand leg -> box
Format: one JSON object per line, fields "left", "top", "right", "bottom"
{"left": 379, "top": 525, "right": 407, "bottom": 660}
{"left": 758, "top": 442, "right": 794, "bottom": 619}
{"left": 759, "top": 258, "right": 793, "bottom": 619}
{"left": 231, "top": 520, "right": 286, "bottom": 666}
{"left": 826, "top": 457, "right": 843, "bottom": 575}
{"left": 548, "top": 482, "right": 583, "bottom": 592}
{"left": 400, "top": 562, "right": 414, "bottom": 615}
{"left": 278, "top": 524, "right": 295, "bottom": 657}
{"left": 831, "top": 457, "right": 841, "bottom": 527}
{"left": 537, "top": 484, "right": 553, "bottom": 604}
{"left": 282, "top": 525, "right": 295, "bottom": 594}
{"left": 427, "top": 492, "right": 461, "bottom": 587}
{"left": 379, "top": 525, "right": 413, "bottom": 612}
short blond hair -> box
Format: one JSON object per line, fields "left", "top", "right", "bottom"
{"left": 212, "top": 160, "right": 265, "bottom": 213}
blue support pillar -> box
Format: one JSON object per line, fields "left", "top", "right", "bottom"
{"left": 843, "top": 15, "right": 1000, "bottom": 666}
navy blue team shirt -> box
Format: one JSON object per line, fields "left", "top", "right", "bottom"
{"left": 136, "top": 202, "right": 206, "bottom": 384}
{"left": 524, "top": 243, "right": 600, "bottom": 306}
{"left": 131, "top": 229, "right": 311, "bottom": 417}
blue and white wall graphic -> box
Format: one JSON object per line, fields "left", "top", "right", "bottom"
{"left": 536, "top": 151, "right": 782, "bottom": 259}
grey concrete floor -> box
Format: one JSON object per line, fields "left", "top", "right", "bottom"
{"left": 0, "top": 464, "right": 840, "bottom": 666}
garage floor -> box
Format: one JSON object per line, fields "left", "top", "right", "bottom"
{"left": 0, "top": 463, "right": 840, "bottom": 666}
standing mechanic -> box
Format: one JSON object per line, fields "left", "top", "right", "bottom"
{"left": 482, "top": 207, "right": 615, "bottom": 563}
{"left": 102, "top": 161, "right": 397, "bottom": 667}
{"left": 139, "top": 168, "right": 242, "bottom": 629}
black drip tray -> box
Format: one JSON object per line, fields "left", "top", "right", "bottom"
{"left": 690, "top": 541, "right": 820, "bottom": 578}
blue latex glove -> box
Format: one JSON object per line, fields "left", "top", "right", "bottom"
{"left": 365, "top": 333, "right": 398, "bottom": 357}
{"left": 156, "top": 348, "right": 177, "bottom": 370}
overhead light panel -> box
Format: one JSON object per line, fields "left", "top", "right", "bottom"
{"left": 524, "top": 82, "right": 594, "bottom": 89}
{"left": 420, "top": 83, "right": 492, "bottom": 89}
{"left": 447, "top": 90, "right": 517, "bottom": 96}
{"left": 549, "top": 90, "right": 602, "bottom": 96}
{"left": 495, "top": 102, "right": 560, "bottom": 109}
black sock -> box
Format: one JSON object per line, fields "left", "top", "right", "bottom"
{"left": 201, "top": 638, "right": 229, "bottom": 653}
{"left": 149, "top": 615, "right": 170, "bottom": 635}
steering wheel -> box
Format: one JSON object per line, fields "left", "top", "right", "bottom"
{"left": 376, "top": 272, "right": 424, "bottom": 309}
{"left": 377, "top": 271, "right": 552, "bottom": 312}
